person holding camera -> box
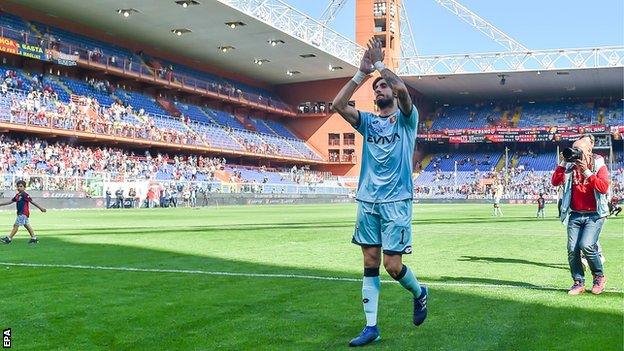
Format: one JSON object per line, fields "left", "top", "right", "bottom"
{"left": 551, "top": 134, "right": 610, "bottom": 295}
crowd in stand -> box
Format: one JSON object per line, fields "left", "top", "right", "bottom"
{"left": 240, "top": 138, "right": 280, "bottom": 155}
{"left": 428, "top": 154, "right": 494, "bottom": 171}
{"left": 420, "top": 99, "right": 622, "bottom": 134}
{"left": 297, "top": 102, "right": 328, "bottom": 114}
{"left": 289, "top": 165, "right": 325, "bottom": 185}
{"left": 413, "top": 164, "right": 624, "bottom": 200}
{"left": 0, "top": 68, "right": 320, "bottom": 161}
{"left": 36, "top": 22, "right": 288, "bottom": 110}
{"left": 0, "top": 135, "right": 336, "bottom": 195}
{"left": 1, "top": 69, "right": 26, "bottom": 91}
{"left": 87, "top": 77, "right": 115, "bottom": 94}
{"left": 1, "top": 133, "right": 620, "bottom": 201}
{"left": 2, "top": 87, "right": 203, "bottom": 146}
{"left": 0, "top": 135, "right": 226, "bottom": 183}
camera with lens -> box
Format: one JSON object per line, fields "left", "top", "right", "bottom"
{"left": 562, "top": 147, "right": 583, "bottom": 162}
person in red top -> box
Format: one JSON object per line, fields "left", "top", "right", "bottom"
{"left": 536, "top": 193, "right": 545, "bottom": 219}
{"left": 609, "top": 196, "right": 621, "bottom": 217}
{"left": 0, "top": 180, "right": 47, "bottom": 244}
{"left": 551, "top": 134, "right": 610, "bottom": 295}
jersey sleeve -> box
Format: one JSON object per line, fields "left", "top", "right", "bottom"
{"left": 355, "top": 111, "right": 369, "bottom": 136}
{"left": 11, "top": 195, "right": 17, "bottom": 202}
{"left": 400, "top": 105, "right": 418, "bottom": 130}
{"left": 24, "top": 194, "right": 32, "bottom": 202}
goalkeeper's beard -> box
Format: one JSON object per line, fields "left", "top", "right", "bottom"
{"left": 375, "top": 96, "right": 394, "bottom": 109}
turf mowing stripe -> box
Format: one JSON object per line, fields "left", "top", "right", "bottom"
{"left": 1, "top": 261, "right": 622, "bottom": 293}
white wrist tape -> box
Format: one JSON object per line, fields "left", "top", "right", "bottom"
{"left": 351, "top": 70, "right": 367, "bottom": 85}
{"left": 373, "top": 61, "right": 386, "bottom": 72}
{"left": 583, "top": 169, "right": 593, "bottom": 178}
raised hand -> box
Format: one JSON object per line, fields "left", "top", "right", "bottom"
{"left": 367, "top": 38, "right": 385, "bottom": 64}
{"left": 359, "top": 50, "right": 374, "bottom": 74}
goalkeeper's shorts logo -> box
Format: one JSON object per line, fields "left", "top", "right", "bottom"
{"left": 404, "top": 246, "right": 412, "bottom": 254}
{"left": 362, "top": 298, "right": 370, "bottom": 303}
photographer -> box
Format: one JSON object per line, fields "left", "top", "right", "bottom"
{"left": 551, "top": 134, "right": 610, "bottom": 295}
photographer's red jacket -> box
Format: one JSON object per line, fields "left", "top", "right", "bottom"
{"left": 551, "top": 156, "right": 610, "bottom": 212}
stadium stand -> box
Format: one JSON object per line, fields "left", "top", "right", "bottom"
{"left": 0, "top": 10, "right": 621, "bottom": 203}
{"left": 204, "top": 108, "right": 246, "bottom": 129}
{"left": 517, "top": 101, "right": 596, "bottom": 128}
{"left": 430, "top": 103, "right": 506, "bottom": 130}
{"left": 0, "top": 12, "right": 34, "bottom": 42}
{"left": 21, "top": 15, "right": 292, "bottom": 110}
{"left": 0, "top": 12, "right": 297, "bottom": 115}
{"left": 514, "top": 151, "right": 557, "bottom": 171}
{"left": 32, "top": 22, "right": 140, "bottom": 69}
{"left": 414, "top": 149, "right": 624, "bottom": 200}
{"left": 425, "top": 99, "right": 622, "bottom": 132}
{"left": 424, "top": 152, "right": 500, "bottom": 172}
{"left": 0, "top": 135, "right": 345, "bottom": 197}
{"left": 0, "top": 62, "right": 323, "bottom": 161}
{"left": 175, "top": 102, "right": 211, "bottom": 124}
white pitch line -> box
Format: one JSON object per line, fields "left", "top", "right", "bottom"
{"left": 1, "top": 262, "right": 622, "bottom": 294}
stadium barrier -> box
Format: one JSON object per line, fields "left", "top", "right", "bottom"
{"left": 0, "top": 173, "right": 353, "bottom": 208}
{"left": 0, "top": 193, "right": 558, "bottom": 210}
{"left": 0, "top": 192, "right": 354, "bottom": 209}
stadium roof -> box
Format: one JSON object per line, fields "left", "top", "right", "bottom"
{"left": 403, "top": 67, "right": 624, "bottom": 101}
{"left": 10, "top": 0, "right": 359, "bottom": 84}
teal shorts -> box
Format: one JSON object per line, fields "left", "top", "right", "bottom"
{"left": 351, "top": 199, "right": 413, "bottom": 255}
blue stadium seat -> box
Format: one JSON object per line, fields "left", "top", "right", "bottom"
{"left": 425, "top": 152, "right": 501, "bottom": 172}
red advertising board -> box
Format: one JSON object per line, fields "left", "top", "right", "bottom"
{"left": 0, "top": 36, "right": 19, "bottom": 55}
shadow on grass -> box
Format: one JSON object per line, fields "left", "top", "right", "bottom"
{"left": 40, "top": 221, "right": 355, "bottom": 236}
{"left": 36, "top": 216, "right": 560, "bottom": 237}
{"left": 431, "top": 276, "right": 563, "bottom": 292}
{"left": 458, "top": 255, "right": 569, "bottom": 270}
{"left": 0, "top": 237, "right": 622, "bottom": 351}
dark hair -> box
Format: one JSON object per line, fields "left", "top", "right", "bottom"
{"left": 16, "top": 180, "right": 26, "bottom": 187}
{"left": 372, "top": 77, "right": 384, "bottom": 90}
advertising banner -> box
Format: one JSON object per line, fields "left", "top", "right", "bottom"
{"left": 0, "top": 36, "right": 48, "bottom": 61}
{"left": 0, "top": 36, "right": 19, "bottom": 55}
{"left": 418, "top": 125, "right": 615, "bottom": 144}
{"left": 18, "top": 42, "right": 46, "bottom": 60}
{"left": 46, "top": 49, "right": 78, "bottom": 66}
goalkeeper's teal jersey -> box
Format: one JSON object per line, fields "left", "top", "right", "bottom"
{"left": 354, "top": 106, "right": 418, "bottom": 203}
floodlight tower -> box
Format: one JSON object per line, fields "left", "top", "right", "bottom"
{"left": 343, "top": 0, "right": 411, "bottom": 115}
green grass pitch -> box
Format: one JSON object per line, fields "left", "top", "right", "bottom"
{"left": 0, "top": 203, "right": 622, "bottom": 350}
